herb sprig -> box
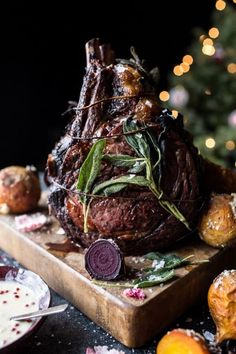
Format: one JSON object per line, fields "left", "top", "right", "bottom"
{"left": 76, "top": 139, "right": 105, "bottom": 232}
{"left": 92, "top": 251, "right": 208, "bottom": 289}
{"left": 76, "top": 118, "right": 190, "bottom": 232}
{"left": 123, "top": 119, "right": 190, "bottom": 230}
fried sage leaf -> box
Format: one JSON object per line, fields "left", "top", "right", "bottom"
{"left": 103, "top": 154, "right": 146, "bottom": 173}
{"left": 93, "top": 175, "right": 150, "bottom": 196}
{"left": 76, "top": 139, "right": 106, "bottom": 232}
{"left": 134, "top": 269, "right": 175, "bottom": 288}
{"left": 144, "top": 251, "right": 192, "bottom": 270}
{"left": 123, "top": 118, "right": 190, "bottom": 230}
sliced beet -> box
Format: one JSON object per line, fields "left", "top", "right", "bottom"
{"left": 85, "top": 239, "right": 125, "bottom": 280}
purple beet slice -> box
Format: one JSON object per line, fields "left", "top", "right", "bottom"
{"left": 85, "top": 239, "right": 125, "bottom": 280}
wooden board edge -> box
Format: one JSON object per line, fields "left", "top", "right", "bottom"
{"left": 0, "top": 220, "right": 142, "bottom": 345}
{"left": 124, "top": 242, "right": 236, "bottom": 347}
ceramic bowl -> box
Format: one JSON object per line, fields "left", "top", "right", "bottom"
{"left": 0, "top": 266, "right": 50, "bottom": 353}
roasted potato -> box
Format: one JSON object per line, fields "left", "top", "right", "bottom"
{"left": 208, "top": 269, "right": 236, "bottom": 343}
{"left": 0, "top": 166, "right": 41, "bottom": 214}
{"left": 157, "top": 328, "right": 210, "bottom": 354}
{"left": 198, "top": 193, "right": 236, "bottom": 247}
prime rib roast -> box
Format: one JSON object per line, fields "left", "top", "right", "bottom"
{"left": 45, "top": 38, "right": 236, "bottom": 255}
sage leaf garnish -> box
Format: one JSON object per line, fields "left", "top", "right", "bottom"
{"left": 91, "top": 250, "right": 207, "bottom": 290}
{"left": 103, "top": 154, "right": 146, "bottom": 174}
{"left": 123, "top": 118, "right": 150, "bottom": 158}
{"left": 77, "top": 139, "right": 106, "bottom": 232}
{"left": 93, "top": 175, "right": 150, "bottom": 196}
{"left": 134, "top": 269, "right": 175, "bottom": 288}
{"left": 75, "top": 116, "right": 190, "bottom": 234}
{"left": 103, "top": 154, "right": 145, "bottom": 168}
{"left": 123, "top": 118, "right": 190, "bottom": 230}
{"left": 144, "top": 252, "right": 193, "bottom": 270}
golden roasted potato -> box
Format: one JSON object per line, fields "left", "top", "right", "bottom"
{"left": 0, "top": 166, "right": 41, "bottom": 214}
{"left": 198, "top": 193, "right": 236, "bottom": 247}
{"left": 156, "top": 328, "right": 210, "bottom": 354}
{"left": 208, "top": 269, "right": 236, "bottom": 343}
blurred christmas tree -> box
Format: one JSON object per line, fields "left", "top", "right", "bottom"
{"left": 163, "top": 0, "right": 236, "bottom": 167}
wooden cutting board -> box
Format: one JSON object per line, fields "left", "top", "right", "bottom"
{"left": 0, "top": 195, "right": 236, "bottom": 348}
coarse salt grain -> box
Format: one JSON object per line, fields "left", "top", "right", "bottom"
{"left": 86, "top": 346, "right": 125, "bottom": 354}
{"left": 152, "top": 259, "right": 165, "bottom": 270}
{"left": 56, "top": 227, "right": 65, "bottom": 235}
{"left": 229, "top": 193, "right": 236, "bottom": 218}
{"left": 0, "top": 203, "right": 10, "bottom": 215}
{"left": 213, "top": 270, "right": 236, "bottom": 289}
{"left": 15, "top": 213, "right": 49, "bottom": 232}
{"left": 203, "top": 330, "right": 215, "bottom": 343}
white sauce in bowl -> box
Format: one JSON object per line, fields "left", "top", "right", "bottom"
{"left": 0, "top": 280, "right": 39, "bottom": 348}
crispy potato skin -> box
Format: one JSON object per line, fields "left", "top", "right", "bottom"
{"left": 198, "top": 194, "right": 236, "bottom": 247}
{"left": 0, "top": 166, "right": 41, "bottom": 214}
{"left": 208, "top": 270, "right": 236, "bottom": 343}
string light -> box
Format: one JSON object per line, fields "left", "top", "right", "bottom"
{"left": 173, "top": 65, "right": 183, "bottom": 76}
{"left": 225, "top": 140, "right": 235, "bottom": 150}
{"left": 209, "top": 27, "right": 220, "bottom": 39}
{"left": 182, "top": 55, "right": 193, "bottom": 65}
{"left": 203, "top": 38, "right": 214, "bottom": 46}
{"left": 159, "top": 91, "right": 170, "bottom": 102}
{"left": 202, "top": 45, "right": 216, "bottom": 56}
{"left": 205, "top": 89, "right": 212, "bottom": 95}
{"left": 227, "top": 63, "right": 236, "bottom": 74}
{"left": 180, "top": 63, "right": 190, "bottom": 73}
{"left": 215, "top": 0, "right": 226, "bottom": 10}
{"left": 233, "top": 0, "right": 236, "bottom": 3}
{"left": 172, "top": 110, "right": 179, "bottom": 119}
{"left": 205, "top": 138, "right": 216, "bottom": 149}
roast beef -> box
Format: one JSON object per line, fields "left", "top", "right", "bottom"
{"left": 46, "top": 38, "right": 203, "bottom": 255}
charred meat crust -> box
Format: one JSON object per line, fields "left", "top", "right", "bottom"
{"left": 46, "top": 39, "right": 202, "bottom": 255}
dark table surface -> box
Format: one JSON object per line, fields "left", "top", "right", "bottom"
{"left": 1, "top": 251, "right": 236, "bottom": 354}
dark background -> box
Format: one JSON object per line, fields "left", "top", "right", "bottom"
{"left": 0, "top": 1, "right": 214, "bottom": 170}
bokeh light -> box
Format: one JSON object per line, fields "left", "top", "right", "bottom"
{"left": 159, "top": 91, "right": 170, "bottom": 102}
{"left": 215, "top": 0, "right": 226, "bottom": 10}
{"left": 227, "top": 63, "right": 236, "bottom": 74}
{"left": 202, "top": 45, "right": 216, "bottom": 56}
{"left": 209, "top": 27, "right": 219, "bottom": 39}
{"left": 205, "top": 138, "right": 216, "bottom": 149}
{"left": 225, "top": 140, "right": 235, "bottom": 150}
{"left": 182, "top": 55, "right": 193, "bottom": 65}
{"left": 173, "top": 65, "right": 183, "bottom": 76}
